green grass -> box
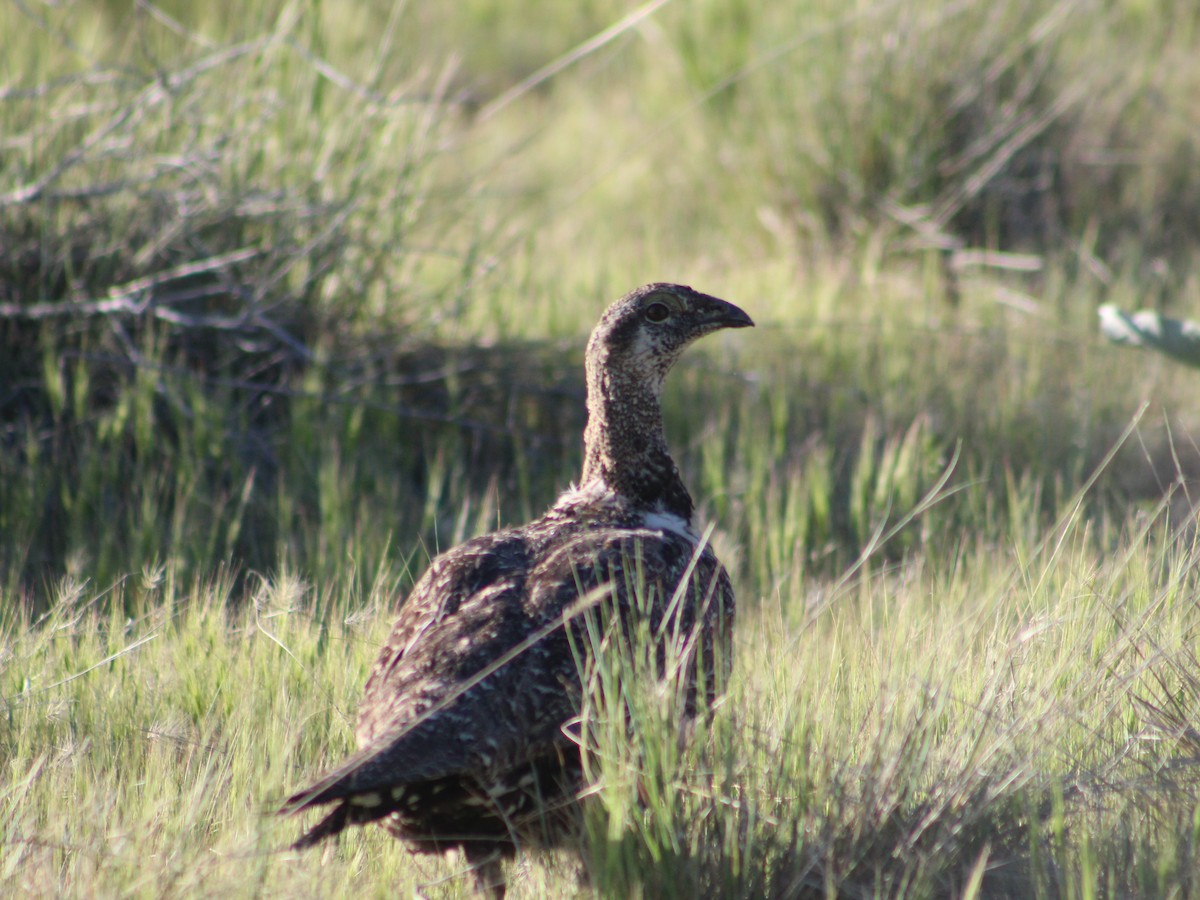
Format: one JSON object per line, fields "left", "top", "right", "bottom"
{"left": 4, "top": 0, "right": 1200, "bottom": 896}
{"left": 5, "top": 498, "right": 1200, "bottom": 896}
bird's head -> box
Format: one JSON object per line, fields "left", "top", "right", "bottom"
{"left": 586, "top": 283, "right": 754, "bottom": 394}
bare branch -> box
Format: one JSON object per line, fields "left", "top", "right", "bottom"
{"left": 0, "top": 248, "right": 262, "bottom": 321}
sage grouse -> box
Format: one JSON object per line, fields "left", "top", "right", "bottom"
{"left": 281, "top": 284, "right": 752, "bottom": 896}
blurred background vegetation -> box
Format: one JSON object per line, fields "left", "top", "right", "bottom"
{"left": 3, "top": 0, "right": 1200, "bottom": 896}
{"left": 3, "top": 0, "right": 1198, "bottom": 603}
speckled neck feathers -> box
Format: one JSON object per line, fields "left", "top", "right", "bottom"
{"left": 577, "top": 283, "right": 754, "bottom": 521}
{"left": 579, "top": 333, "right": 694, "bottom": 519}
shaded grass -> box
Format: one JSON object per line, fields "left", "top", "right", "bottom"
{"left": 6, "top": 282, "right": 1194, "bottom": 609}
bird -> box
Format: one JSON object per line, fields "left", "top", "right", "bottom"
{"left": 280, "top": 283, "right": 753, "bottom": 897}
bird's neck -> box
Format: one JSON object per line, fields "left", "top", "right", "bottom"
{"left": 579, "top": 360, "right": 694, "bottom": 520}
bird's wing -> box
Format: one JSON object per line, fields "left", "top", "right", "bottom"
{"left": 527, "top": 524, "right": 732, "bottom": 641}
{"left": 282, "top": 523, "right": 731, "bottom": 814}
{"left": 284, "top": 529, "right": 564, "bottom": 811}
{"left": 525, "top": 524, "right": 736, "bottom": 727}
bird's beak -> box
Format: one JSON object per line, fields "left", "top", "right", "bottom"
{"left": 706, "top": 298, "right": 754, "bottom": 330}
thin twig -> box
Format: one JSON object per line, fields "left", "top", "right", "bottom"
{"left": 0, "top": 248, "right": 262, "bottom": 321}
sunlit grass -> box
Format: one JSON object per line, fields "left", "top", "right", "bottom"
{"left": 4, "top": 487, "right": 1199, "bottom": 896}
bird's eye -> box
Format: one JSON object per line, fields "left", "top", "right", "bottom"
{"left": 644, "top": 302, "right": 671, "bottom": 323}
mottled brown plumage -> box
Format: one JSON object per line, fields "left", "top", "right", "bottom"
{"left": 281, "top": 284, "right": 752, "bottom": 897}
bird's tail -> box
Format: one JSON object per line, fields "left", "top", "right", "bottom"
{"left": 288, "top": 802, "right": 350, "bottom": 850}
{"left": 281, "top": 764, "right": 399, "bottom": 851}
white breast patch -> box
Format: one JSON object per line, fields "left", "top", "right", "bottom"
{"left": 640, "top": 510, "right": 699, "bottom": 542}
